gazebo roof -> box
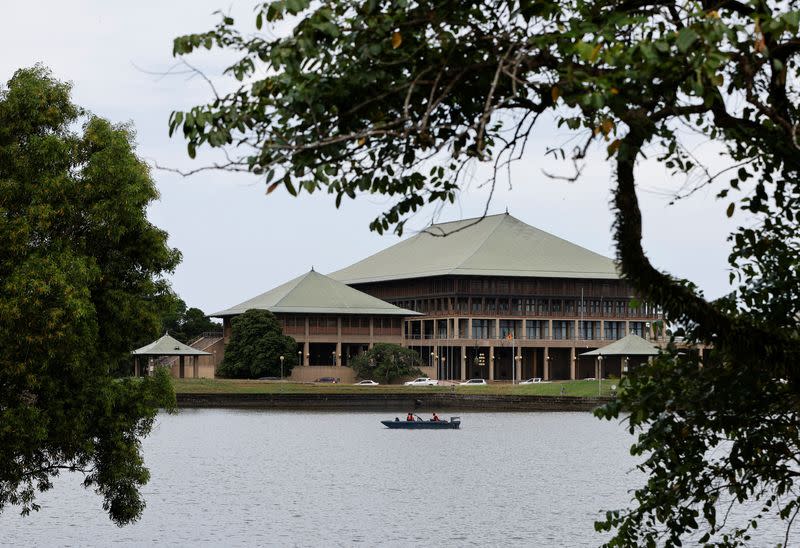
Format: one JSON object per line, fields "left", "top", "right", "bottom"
{"left": 131, "top": 333, "right": 211, "bottom": 356}
{"left": 580, "top": 334, "right": 660, "bottom": 357}
{"left": 210, "top": 269, "right": 420, "bottom": 317}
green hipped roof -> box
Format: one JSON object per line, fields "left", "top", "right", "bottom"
{"left": 211, "top": 269, "right": 420, "bottom": 317}
{"left": 580, "top": 334, "right": 660, "bottom": 356}
{"left": 131, "top": 333, "right": 211, "bottom": 356}
{"left": 330, "top": 213, "right": 620, "bottom": 284}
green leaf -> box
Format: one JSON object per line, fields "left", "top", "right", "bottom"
{"left": 676, "top": 28, "right": 698, "bottom": 53}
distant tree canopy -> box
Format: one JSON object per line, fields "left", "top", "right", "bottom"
{"left": 160, "top": 296, "right": 220, "bottom": 343}
{"left": 173, "top": 1, "right": 800, "bottom": 544}
{"left": 0, "top": 66, "right": 179, "bottom": 526}
{"left": 350, "top": 343, "right": 424, "bottom": 383}
{"left": 218, "top": 309, "right": 298, "bottom": 378}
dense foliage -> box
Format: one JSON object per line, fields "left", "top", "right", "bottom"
{"left": 218, "top": 309, "right": 298, "bottom": 378}
{"left": 160, "top": 296, "right": 221, "bottom": 343}
{"left": 0, "top": 66, "right": 179, "bottom": 525}
{"left": 349, "top": 343, "right": 424, "bottom": 383}
{"left": 172, "top": 0, "right": 800, "bottom": 544}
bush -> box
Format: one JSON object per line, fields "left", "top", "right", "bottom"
{"left": 349, "top": 344, "right": 423, "bottom": 384}
{"left": 217, "top": 309, "right": 297, "bottom": 378}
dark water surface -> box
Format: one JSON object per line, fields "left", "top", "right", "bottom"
{"left": 0, "top": 410, "right": 787, "bottom": 546}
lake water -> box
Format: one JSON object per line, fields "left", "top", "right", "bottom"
{"left": 0, "top": 410, "right": 789, "bottom": 546}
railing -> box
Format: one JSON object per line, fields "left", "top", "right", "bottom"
{"left": 404, "top": 334, "right": 666, "bottom": 343}
{"left": 186, "top": 331, "right": 224, "bottom": 346}
{"left": 403, "top": 311, "right": 662, "bottom": 319}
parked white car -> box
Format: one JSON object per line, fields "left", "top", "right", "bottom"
{"left": 459, "top": 378, "right": 488, "bottom": 386}
{"left": 404, "top": 377, "right": 438, "bottom": 386}
{"left": 354, "top": 379, "right": 379, "bottom": 386}
{"left": 519, "top": 378, "right": 543, "bottom": 384}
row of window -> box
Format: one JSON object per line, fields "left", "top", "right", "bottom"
{"left": 408, "top": 319, "right": 649, "bottom": 341}
{"left": 281, "top": 316, "right": 402, "bottom": 330}
{"left": 394, "top": 297, "right": 660, "bottom": 317}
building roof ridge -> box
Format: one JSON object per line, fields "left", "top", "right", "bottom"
{"left": 450, "top": 214, "right": 509, "bottom": 273}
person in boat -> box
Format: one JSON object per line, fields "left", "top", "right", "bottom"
{"left": 406, "top": 412, "right": 414, "bottom": 421}
{"left": 432, "top": 412, "right": 440, "bottom": 422}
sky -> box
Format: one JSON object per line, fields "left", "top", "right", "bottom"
{"left": 3, "top": 1, "right": 741, "bottom": 314}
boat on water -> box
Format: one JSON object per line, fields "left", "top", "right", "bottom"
{"left": 381, "top": 417, "right": 461, "bottom": 429}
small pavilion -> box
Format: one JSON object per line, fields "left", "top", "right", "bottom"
{"left": 131, "top": 333, "right": 211, "bottom": 378}
{"left": 580, "top": 333, "right": 660, "bottom": 378}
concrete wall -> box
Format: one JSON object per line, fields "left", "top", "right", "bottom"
{"left": 290, "top": 366, "right": 356, "bottom": 384}
{"left": 177, "top": 392, "right": 611, "bottom": 412}
{"left": 289, "top": 364, "right": 437, "bottom": 384}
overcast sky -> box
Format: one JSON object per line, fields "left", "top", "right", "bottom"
{"left": 4, "top": 2, "right": 741, "bottom": 313}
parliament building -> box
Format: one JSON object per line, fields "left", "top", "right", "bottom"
{"left": 210, "top": 213, "right": 664, "bottom": 382}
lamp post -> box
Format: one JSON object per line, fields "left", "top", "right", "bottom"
{"left": 442, "top": 356, "right": 447, "bottom": 383}
{"left": 298, "top": 350, "right": 302, "bottom": 367}
{"left": 598, "top": 354, "right": 603, "bottom": 396}
{"left": 280, "top": 355, "right": 285, "bottom": 381}
{"left": 332, "top": 351, "right": 336, "bottom": 366}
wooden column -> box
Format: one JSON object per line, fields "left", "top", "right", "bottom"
{"left": 543, "top": 347, "right": 550, "bottom": 381}
{"left": 193, "top": 355, "right": 199, "bottom": 378}
{"left": 569, "top": 347, "right": 576, "bottom": 380}
{"left": 304, "top": 317, "right": 310, "bottom": 365}
{"left": 515, "top": 346, "right": 522, "bottom": 381}
{"left": 336, "top": 317, "right": 342, "bottom": 366}
{"left": 460, "top": 345, "right": 467, "bottom": 380}
{"left": 369, "top": 317, "right": 374, "bottom": 346}
{"left": 179, "top": 355, "right": 185, "bottom": 379}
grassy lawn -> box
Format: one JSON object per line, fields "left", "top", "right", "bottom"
{"left": 172, "top": 378, "right": 620, "bottom": 398}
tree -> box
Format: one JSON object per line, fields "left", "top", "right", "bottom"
{"left": 350, "top": 343, "right": 424, "bottom": 384}
{"left": 172, "top": 1, "right": 800, "bottom": 544}
{"left": 0, "top": 66, "right": 180, "bottom": 525}
{"left": 158, "top": 295, "right": 220, "bottom": 343}
{"left": 218, "top": 309, "right": 298, "bottom": 378}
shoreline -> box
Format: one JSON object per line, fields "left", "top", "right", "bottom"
{"left": 176, "top": 392, "right": 611, "bottom": 412}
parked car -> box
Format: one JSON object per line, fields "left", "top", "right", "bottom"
{"left": 519, "top": 378, "right": 543, "bottom": 384}
{"left": 354, "top": 379, "right": 379, "bottom": 386}
{"left": 459, "top": 378, "right": 488, "bottom": 386}
{"left": 314, "top": 377, "right": 339, "bottom": 383}
{"left": 404, "top": 377, "right": 438, "bottom": 386}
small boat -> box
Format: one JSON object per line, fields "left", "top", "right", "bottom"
{"left": 381, "top": 417, "right": 461, "bottom": 429}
